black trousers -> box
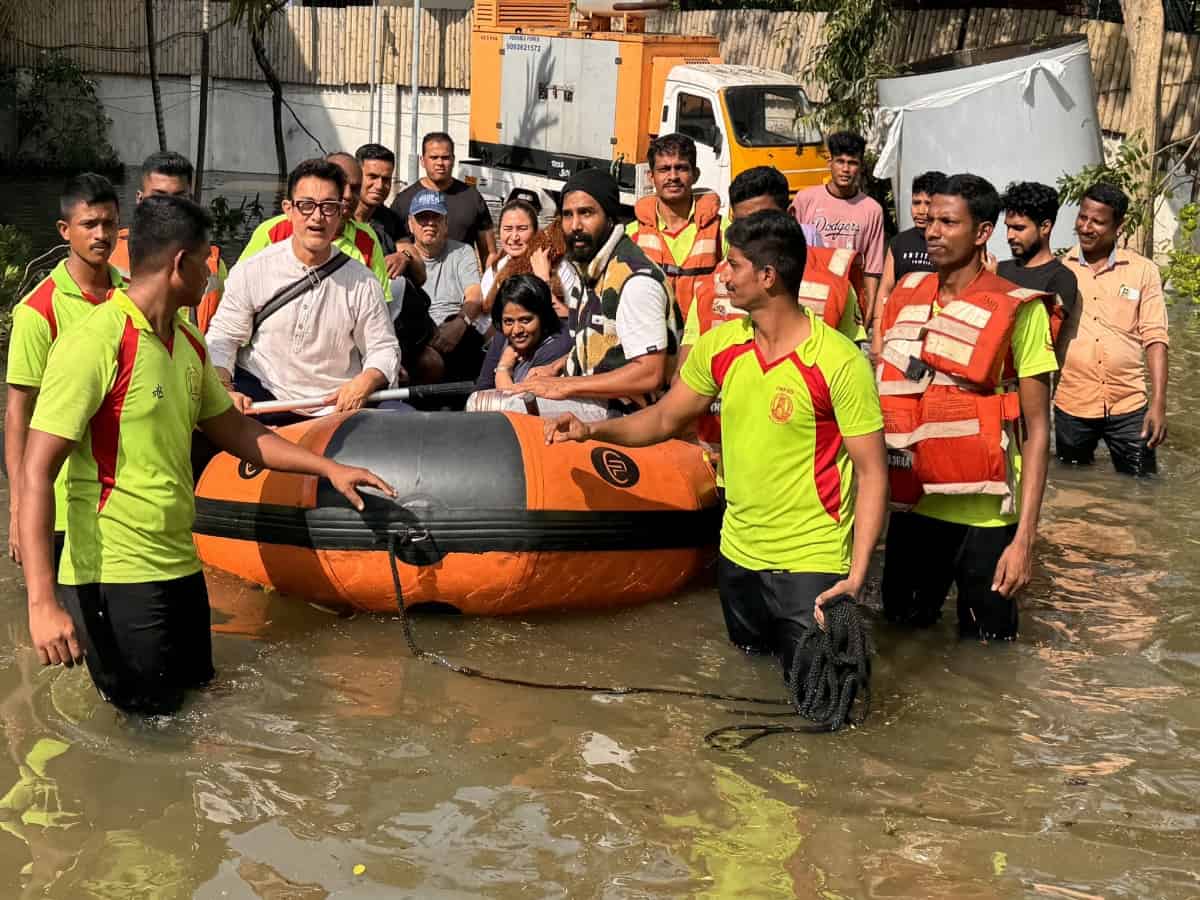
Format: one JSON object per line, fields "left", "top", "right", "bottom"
{"left": 59, "top": 571, "right": 214, "bottom": 715}
{"left": 882, "top": 511, "right": 1020, "bottom": 640}
{"left": 1055, "top": 404, "right": 1157, "bottom": 476}
{"left": 717, "top": 554, "right": 841, "bottom": 679}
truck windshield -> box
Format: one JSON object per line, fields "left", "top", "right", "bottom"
{"left": 724, "top": 86, "right": 822, "bottom": 148}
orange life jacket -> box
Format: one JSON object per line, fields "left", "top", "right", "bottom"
{"left": 633, "top": 192, "right": 722, "bottom": 319}
{"left": 111, "top": 227, "right": 225, "bottom": 333}
{"left": 877, "top": 268, "right": 1051, "bottom": 511}
{"left": 798, "top": 246, "right": 856, "bottom": 329}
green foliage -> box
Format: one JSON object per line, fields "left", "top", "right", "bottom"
{"left": 681, "top": 0, "right": 895, "bottom": 135}
{"left": 1056, "top": 134, "right": 1154, "bottom": 240}
{"left": 3, "top": 52, "right": 119, "bottom": 172}
{"left": 207, "top": 194, "right": 266, "bottom": 246}
{"left": 0, "top": 225, "right": 33, "bottom": 349}
{"left": 802, "top": 0, "right": 896, "bottom": 135}
{"left": 1164, "top": 202, "right": 1200, "bottom": 303}
{"left": 1058, "top": 135, "right": 1200, "bottom": 302}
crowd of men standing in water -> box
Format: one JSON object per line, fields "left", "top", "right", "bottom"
{"left": 3, "top": 124, "right": 1170, "bottom": 717}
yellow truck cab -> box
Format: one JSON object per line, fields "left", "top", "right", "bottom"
{"left": 658, "top": 63, "right": 828, "bottom": 202}
{"left": 460, "top": 0, "right": 828, "bottom": 211}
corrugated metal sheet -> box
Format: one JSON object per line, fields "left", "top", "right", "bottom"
{"left": 1, "top": 3, "right": 1195, "bottom": 140}
{"left": 0, "top": 0, "right": 471, "bottom": 90}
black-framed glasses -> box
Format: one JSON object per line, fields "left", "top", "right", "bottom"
{"left": 292, "top": 199, "right": 343, "bottom": 218}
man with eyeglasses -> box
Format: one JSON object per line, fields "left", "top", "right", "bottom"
{"left": 207, "top": 159, "right": 401, "bottom": 423}
{"left": 238, "top": 153, "right": 393, "bottom": 302}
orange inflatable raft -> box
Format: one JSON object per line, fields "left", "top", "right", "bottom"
{"left": 194, "top": 410, "right": 721, "bottom": 615}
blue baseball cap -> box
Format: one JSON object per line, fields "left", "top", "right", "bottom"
{"left": 409, "top": 189, "right": 448, "bottom": 216}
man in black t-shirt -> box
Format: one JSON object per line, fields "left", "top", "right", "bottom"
{"left": 996, "top": 181, "right": 1078, "bottom": 352}
{"left": 872, "top": 170, "right": 944, "bottom": 355}
{"left": 390, "top": 132, "right": 496, "bottom": 268}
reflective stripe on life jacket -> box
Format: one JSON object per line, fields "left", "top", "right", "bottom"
{"left": 877, "top": 268, "right": 1049, "bottom": 511}
{"left": 633, "top": 192, "right": 722, "bottom": 319}
{"left": 798, "top": 246, "right": 855, "bottom": 328}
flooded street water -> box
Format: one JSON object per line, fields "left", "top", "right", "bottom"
{"left": 3, "top": 179, "right": 1200, "bottom": 895}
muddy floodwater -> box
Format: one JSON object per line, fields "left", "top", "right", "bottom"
{"left": 3, "top": 180, "right": 1200, "bottom": 896}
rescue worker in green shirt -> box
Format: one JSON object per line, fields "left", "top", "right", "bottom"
{"left": 5, "top": 174, "right": 124, "bottom": 567}
{"left": 20, "top": 195, "right": 395, "bottom": 714}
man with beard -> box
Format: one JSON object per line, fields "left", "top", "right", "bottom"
{"left": 6, "top": 174, "right": 123, "bottom": 567}
{"left": 517, "top": 169, "right": 679, "bottom": 419}
{"left": 996, "top": 181, "right": 1078, "bottom": 351}
{"left": 626, "top": 133, "right": 722, "bottom": 321}
{"left": 544, "top": 211, "right": 887, "bottom": 671}
{"left": 878, "top": 174, "right": 1056, "bottom": 642}
{"left": 1054, "top": 182, "right": 1168, "bottom": 476}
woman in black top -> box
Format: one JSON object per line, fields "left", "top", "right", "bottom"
{"left": 475, "top": 275, "right": 572, "bottom": 391}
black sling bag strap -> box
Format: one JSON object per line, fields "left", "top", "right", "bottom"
{"left": 251, "top": 251, "right": 352, "bottom": 338}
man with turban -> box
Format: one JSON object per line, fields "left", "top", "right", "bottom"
{"left": 517, "top": 169, "right": 681, "bottom": 417}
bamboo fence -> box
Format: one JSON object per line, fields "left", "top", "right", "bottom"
{"left": 1, "top": 2, "right": 1196, "bottom": 140}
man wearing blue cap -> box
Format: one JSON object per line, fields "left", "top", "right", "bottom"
{"left": 409, "top": 189, "right": 487, "bottom": 381}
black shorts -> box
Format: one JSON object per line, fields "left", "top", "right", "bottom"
{"left": 1055, "top": 404, "right": 1156, "bottom": 476}
{"left": 717, "top": 554, "right": 841, "bottom": 678}
{"left": 882, "top": 511, "right": 1019, "bottom": 640}
{"left": 59, "top": 571, "right": 214, "bottom": 715}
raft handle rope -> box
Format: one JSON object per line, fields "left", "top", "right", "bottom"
{"left": 386, "top": 531, "right": 875, "bottom": 746}
{"left": 386, "top": 530, "right": 791, "bottom": 706}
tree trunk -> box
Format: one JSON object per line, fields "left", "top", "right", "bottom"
{"left": 1121, "top": 0, "right": 1165, "bottom": 255}
{"left": 144, "top": 0, "right": 167, "bottom": 152}
{"left": 249, "top": 24, "right": 287, "bottom": 182}
{"left": 193, "top": 0, "right": 211, "bottom": 202}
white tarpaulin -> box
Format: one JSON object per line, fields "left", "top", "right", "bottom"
{"left": 874, "top": 39, "right": 1102, "bottom": 256}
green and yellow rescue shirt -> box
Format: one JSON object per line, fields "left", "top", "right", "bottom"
{"left": 680, "top": 307, "right": 883, "bottom": 573}
{"left": 238, "top": 214, "right": 392, "bottom": 301}
{"left": 31, "top": 290, "right": 233, "bottom": 584}
{"left": 6, "top": 260, "right": 125, "bottom": 528}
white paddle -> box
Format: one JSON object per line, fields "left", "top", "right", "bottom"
{"left": 244, "top": 381, "right": 476, "bottom": 416}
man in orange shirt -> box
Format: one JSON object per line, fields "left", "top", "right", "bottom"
{"left": 1055, "top": 182, "right": 1168, "bottom": 476}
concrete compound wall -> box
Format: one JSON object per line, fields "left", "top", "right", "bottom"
{"left": 93, "top": 73, "right": 470, "bottom": 182}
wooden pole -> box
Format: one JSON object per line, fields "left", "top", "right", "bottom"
{"left": 1120, "top": 0, "right": 1164, "bottom": 254}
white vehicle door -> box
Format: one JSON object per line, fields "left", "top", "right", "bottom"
{"left": 662, "top": 86, "right": 729, "bottom": 199}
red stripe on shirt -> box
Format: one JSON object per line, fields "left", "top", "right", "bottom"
{"left": 90, "top": 317, "right": 140, "bottom": 513}
{"left": 25, "top": 277, "right": 58, "bottom": 341}
{"left": 180, "top": 324, "right": 206, "bottom": 365}
{"left": 353, "top": 227, "right": 375, "bottom": 265}
{"left": 268, "top": 220, "right": 294, "bottom": 243}
{"left": 710, "top": 341, "right": 754, "bottom": 389}
{"left": 791, "top": 353, "right": 843, "bottom": 523}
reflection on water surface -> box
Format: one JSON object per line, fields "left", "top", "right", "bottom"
{"left": 1, "top": 182, "right": 1199, "bottom": 894}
